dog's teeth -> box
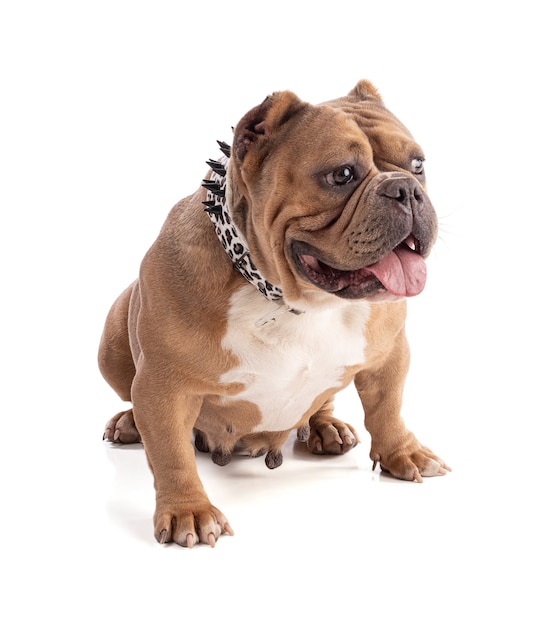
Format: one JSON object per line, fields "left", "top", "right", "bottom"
{"left": 405, "top": 235, "right": 417, "bottom": 251}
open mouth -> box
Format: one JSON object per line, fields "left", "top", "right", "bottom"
{"left": 292, "top": 236, "right": 427, "bottom": 299}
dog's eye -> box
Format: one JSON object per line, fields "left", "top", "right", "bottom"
{"left": 327, "top": 165, "right": 355, "bottom": 186}
{"left": 411, "top": 157, "right": 425, "bottom": 175}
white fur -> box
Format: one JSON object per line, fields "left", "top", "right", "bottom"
{"left": 219, "top": 285, "right": 371, "bottom": 432}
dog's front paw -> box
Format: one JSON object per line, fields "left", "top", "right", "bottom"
{"left": 154, "top": 497, "right": 234, "bottom": 548}
{"left": 307, "top": 418, "right": 360, "bottom": 455}
{"left": 371, "top": 436, "right": 451, "bottom": 482}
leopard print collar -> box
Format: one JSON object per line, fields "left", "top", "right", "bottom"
{"left": 202, "top": 141, "right": 300, "bottom": 318}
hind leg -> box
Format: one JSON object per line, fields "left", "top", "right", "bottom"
{"left": 99, "top": 282, "right": 141, "bottom": 443}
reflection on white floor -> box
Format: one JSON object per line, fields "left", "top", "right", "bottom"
{"left": 54, "top": 381, "right": 538, "bottom": 625}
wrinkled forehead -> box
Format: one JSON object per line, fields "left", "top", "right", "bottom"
{"left": 325, "top": 96, "right": 423, "bottom": 162}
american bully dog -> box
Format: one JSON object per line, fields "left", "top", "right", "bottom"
{"left": 99, "top": 80, "right": 450, "bottom": 547}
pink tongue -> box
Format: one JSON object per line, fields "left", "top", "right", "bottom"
{"left": 367, "top": 247, "right": 427, "bottom": 296}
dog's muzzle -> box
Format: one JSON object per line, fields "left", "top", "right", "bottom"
{"left": 291, "top": 173, "right": 437, "bottom": 300}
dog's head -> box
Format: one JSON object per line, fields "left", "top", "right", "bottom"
{"left": 228, "top": 80, "right": 438, "bottom": 307}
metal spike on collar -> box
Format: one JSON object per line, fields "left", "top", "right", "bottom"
{"left": 201, "top": 179, "right": 225, "bottom": 197}
{"left": 203, "top": 203, "right": 223, "bottom": 217}
{"left": 217, "top": 140, "right": 231, "bottom": 158}
{"left": 206, "top": 159, "right": 227, "bottom": 177}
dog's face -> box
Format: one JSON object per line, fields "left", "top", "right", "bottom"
{"left": 228, "top": 80, "right": 438, "bottom": 307}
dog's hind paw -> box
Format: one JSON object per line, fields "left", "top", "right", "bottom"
{"left": 103, "top": 409, "right": 141, "bottom": 444}
{"left": 306, "top": 418, "right": 360, "bottom": 455}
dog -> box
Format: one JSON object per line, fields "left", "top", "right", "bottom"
{"left": 99, "top": 80, "right": 450, "bottom": 548}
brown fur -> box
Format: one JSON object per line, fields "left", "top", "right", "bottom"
{"left": 99, "top": 80, "right": 449, "bottom": 548}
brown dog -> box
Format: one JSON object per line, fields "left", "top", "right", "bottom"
{"left": 99, "top": 80, "right": 450, "bottom": 547}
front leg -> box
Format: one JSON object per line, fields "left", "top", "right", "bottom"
{"left": 131, "top": 364, "right": 233, "bottom": 547}
{"left": 355, "top": 329, "right": 450, "bottom": 482}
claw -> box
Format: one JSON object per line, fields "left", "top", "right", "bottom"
{"left": 223, "top": 522, "right": 234, "bottom": 536}
{"left": 186, "top": 533, "right": 195, "bottom": 549}
{"left": 207, "top": 533, "right": 217, "bottom": 548}
{"left": 159, "top": 529, "right": 168, "bottom": 544}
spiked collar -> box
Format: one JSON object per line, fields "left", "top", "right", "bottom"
{"left": 202, "top": 141, "right": 300, "bottom": 319}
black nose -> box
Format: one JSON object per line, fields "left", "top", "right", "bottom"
{"left": 378, "top": 176, "right": 424, "bottom": 213}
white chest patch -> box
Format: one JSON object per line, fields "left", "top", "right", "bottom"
{"left": 219, "top": 285, "right": 371, "bottom": 433}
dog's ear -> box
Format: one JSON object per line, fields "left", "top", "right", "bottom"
{"left": 233, "top": 91, "right": 306, "bottom": 162}
{"left": 348, "top": 80, "right": 383, "bottom": 104}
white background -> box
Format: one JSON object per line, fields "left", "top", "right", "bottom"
{"left": 2, "top": 1, "right": 542, "bottom": 624}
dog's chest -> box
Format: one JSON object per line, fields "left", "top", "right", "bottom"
{"left": 219, "top": 286, "right": 371, "bottom": 432}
